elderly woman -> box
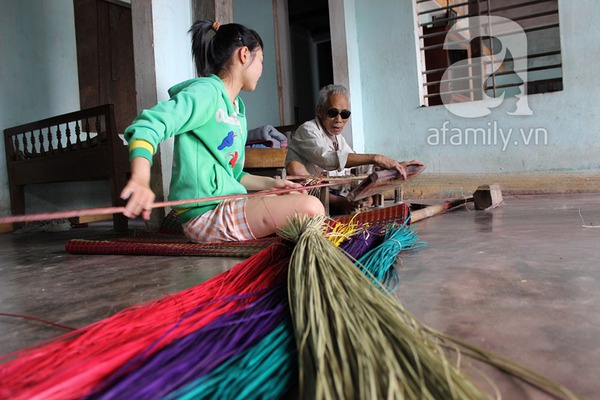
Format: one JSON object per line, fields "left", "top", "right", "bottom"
{"left": 285, "top": 84, "right": 422, "bottom": 214}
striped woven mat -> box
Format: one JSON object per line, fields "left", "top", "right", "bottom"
{"left": 65, "top": 203, "right": 409, "bottom": 257}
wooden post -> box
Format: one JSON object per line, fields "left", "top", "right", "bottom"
{"left": 130, "top": 0, "right": 165, "bottom": 229}
{"left": 192, "top": 0, "right": 233, "bottom": 24}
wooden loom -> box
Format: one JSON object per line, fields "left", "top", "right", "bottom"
{"left": 282, "top": 163, "right": 426, "bottom": 215}
{"left": 343, "top": 165, "right": 504, "bottom": 223}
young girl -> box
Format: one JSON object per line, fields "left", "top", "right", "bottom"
{"left": 120, "top": 20, "right": 324, "bottom": 243}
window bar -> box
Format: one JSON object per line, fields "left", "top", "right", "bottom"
{"left": 421, "top": 23, "right": 559, "bottom": 47}
{"left": 473, "top": 0, "right": 484, "bottom": 101}
{"left": 423, "top": 60, "right": 500, "bottom": 78}
{"left": 423, "top": 74, "right": 483, "bottom": 87}
{"left": 508, "top": 50, "right": 562, "bottom": 63}
{"left": 417, "top": 0, "right": 472, "bottom": 16}
{"left": 506, "top": 10, "right": 559, "bottom": 24}
{"left": 488, "top": 0, "right": 557, "bottom": 14}
{"left": 486, "top": 0, "right": 497, "bottom": 98}
{"left": 424, "top": 87, "right": 476, "bottom": 99}
{"left": 486, "top": 23, "right": 560, "bottom": 46}
{"left": 417, "top": 11, "right": 482, "bottom": 28}
{"left": 494, "top": 63, "right": 563, "bottom": 77}
{"left": 421, "top": 51, "right": 562, "bottom": 76}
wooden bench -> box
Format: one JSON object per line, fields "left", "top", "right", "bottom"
{"left": 4, "top": 104, "right": 130, "bottom": 231}
{"left": 243, "top": 124, "right": 297, "bottom": 178}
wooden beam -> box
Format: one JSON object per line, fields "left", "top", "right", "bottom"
{"left": 192, "top": 0, "right": 233, "bottom": 24}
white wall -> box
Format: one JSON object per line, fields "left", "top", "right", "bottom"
{"left": 150, "top": 1, "right": 195, "bottom": 101}
{"left": 330, "top": 0, "right": 364, "bottom": 151}
{"left": 352, "top": 0, "right": 600, "bottom": 175}
{"left": 0, "top": 0, "right": 80, "bottom": 216}
{"left": 145, "top": 0, "right": 194, "bottom": 202}
{"left": 233, "top": 0, "right": 281, "bottom": 130}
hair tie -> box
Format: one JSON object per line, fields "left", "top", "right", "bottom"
{"left": 212, "top": 21, "right": 220, "bottom": 32}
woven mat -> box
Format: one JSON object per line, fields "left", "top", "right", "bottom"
{"left": 333, "top": 203, "right": 410, "bottom": 226}
{"left": 65, "top": 203, "right": 409, "bottom": 257}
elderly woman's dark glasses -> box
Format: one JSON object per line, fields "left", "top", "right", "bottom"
{"left": 326, "top": 108, "right": 351, "bottom": 119}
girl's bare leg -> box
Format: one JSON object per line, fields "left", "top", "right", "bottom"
{"left": 245, "top": 194, "right": 324, "bottom": 238}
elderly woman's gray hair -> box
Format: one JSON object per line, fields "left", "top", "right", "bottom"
{"left": 317, "top": 84, "right": 349, "bottom": 108}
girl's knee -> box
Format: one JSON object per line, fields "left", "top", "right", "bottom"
{"left": 298, "top": 195, "right": 324, "bottom": 216}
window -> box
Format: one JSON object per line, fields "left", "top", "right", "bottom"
{"left": 415, "top": 0, "right": 563, "bottom": 108}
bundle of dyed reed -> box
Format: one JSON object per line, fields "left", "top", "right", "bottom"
{"left": 0, "top": 243, "right": 293, "bottom": 399}
{"left": 356, "top": 217, "right": 427, "bottom": 291}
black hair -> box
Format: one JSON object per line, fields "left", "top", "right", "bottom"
{"left": 189, "top": 20, "right": 264, "bottom": 77}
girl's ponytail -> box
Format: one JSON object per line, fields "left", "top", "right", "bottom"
{"left": 189, "top": 20, "right": 214, "bottom": 77}
{"left": 189, "top": 20, "right": 263, "bottom": 77}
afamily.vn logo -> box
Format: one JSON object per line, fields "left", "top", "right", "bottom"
{"left": 440, "top": 16, "right": 533, "bottom": 118}
{"left": 427, "top": 121, "right": 548, "bottom": 151}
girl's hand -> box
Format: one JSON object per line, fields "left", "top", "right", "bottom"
{"left": 120, "top": 177, "right": 155, "bottom": 220}
{"left": 241, "top": 174, "right": 306, "bottom": 194}
{"left": 120, "top": 158, "right": 155, "bottom": 220}
{"left": 271, "top": 178, "right": 306, "bottom": 194}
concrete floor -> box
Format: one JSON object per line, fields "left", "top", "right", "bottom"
{"left": 0, "top": 193, "right": 598, "bottom": 399}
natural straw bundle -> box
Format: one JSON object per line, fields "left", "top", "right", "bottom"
{"left": 281, "top": 214, "right": 485, "bottom": 399}
{"left": 280, "top": 214, "right": 580, "bottom": 400}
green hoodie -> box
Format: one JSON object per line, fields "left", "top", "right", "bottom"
{"left": 124, "top": 74, "right": 248, "bottom": 223}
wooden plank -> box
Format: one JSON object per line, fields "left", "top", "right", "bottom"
{"left": 11, "top": 148, "right": 113, "bottom": 185}
{"left": 0, "top": 223, "right": 13, "bottom": 233}
{"left": 244, "top": 148, "right": 288, "bottom": 169}
{"left": 79, "top": 214, "right": 112, "bottom": 224}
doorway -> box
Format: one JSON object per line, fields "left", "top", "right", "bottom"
{"left": 287, "top": 0, "right": 333, "bottom": 123}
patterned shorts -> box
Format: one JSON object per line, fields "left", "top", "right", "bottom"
{"left": 182, "top": 198, "right": 256, "bottom": 244}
